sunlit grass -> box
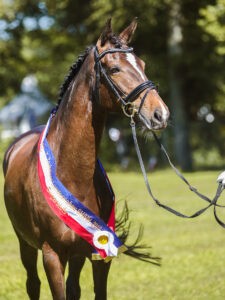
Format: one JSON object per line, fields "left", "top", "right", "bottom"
{"left": 1, "top": 169, "right": 225, "bottom": 299}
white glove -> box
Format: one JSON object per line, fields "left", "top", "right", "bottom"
{"left": 217, "top": 171, "right": 225, "bottom": 187}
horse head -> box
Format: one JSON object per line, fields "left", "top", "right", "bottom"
{"left": 94, "top": 18, "right": 170, "bottom": 131}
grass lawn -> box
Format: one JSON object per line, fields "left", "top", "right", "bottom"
{"left": 1, "top": 168, "right": 225, "bottom": 299}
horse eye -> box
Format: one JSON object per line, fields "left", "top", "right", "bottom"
{"left": 110, "top": 67, "right": 120, "bottom": 74}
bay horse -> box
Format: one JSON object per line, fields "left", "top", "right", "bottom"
{"left": 3, "top": 19, "right": 169, "bottom": 300}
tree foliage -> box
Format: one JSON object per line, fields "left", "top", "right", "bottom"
{"left": 0, "top": 0, "right": 225, "bottom": 169}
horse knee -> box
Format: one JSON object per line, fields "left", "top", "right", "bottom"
{"left": 42, "top": 243, "right": 67, "bottom": 300}
{"left": 18, "top": 236, "right": 40, "bottom": 299}
{"left": 66, "top": 256, "right": 86, "bottom": 300}
{"left": 66, "top": 278, "right": 81, "bottom": 300}
{"left": 26, "top": 275, "right": 41, "bottom": 300}
{"left": 92, "top": 260, "right": 111, "bottom": 300}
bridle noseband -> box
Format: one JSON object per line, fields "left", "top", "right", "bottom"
{"left": 94, "top": 46, "right": 156, "bottom": 117}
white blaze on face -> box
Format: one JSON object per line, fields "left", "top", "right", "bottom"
{"left": 159, "top": 98, "right": 169, "bottom": 121}
{"left": 126, "top": 53, "right": 168, "bottom": 122}
{"left": 126, "top": 53, "right": 146, "bottom": 81}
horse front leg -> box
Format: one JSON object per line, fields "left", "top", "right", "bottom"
{"left": 17, "top": 234, "right": 40, "bottom": 300}
{"left": 42, "top": 242, "right": 67, "bottom": 300}
{"left": 92, "top": 260, "right": 111, "bottom": 300}
{"left": 66, "top": 256, "right": 86, "bottom": 300}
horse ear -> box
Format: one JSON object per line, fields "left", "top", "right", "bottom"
{"left": 98, "top": 18, "right": 113, "bottom": 47}
{"left": 119, "top": 18, "right": 138, "bottom": 44}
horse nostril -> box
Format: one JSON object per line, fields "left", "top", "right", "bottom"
{"left": 153, "top": 109, "right": 162, "bottom": 123}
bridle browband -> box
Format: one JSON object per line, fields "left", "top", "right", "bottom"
{"left": 94, "top": 46, "right": 156, "bottom": 116}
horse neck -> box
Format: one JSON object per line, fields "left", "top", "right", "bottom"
{"left": 47, "top": 54, "right": 107, "bottom": 193}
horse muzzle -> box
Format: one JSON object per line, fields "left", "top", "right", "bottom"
{"left": 138, "top": 105, "right": 170, "bottom": 131}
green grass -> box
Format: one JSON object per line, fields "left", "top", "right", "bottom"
{"left": 1, "top": 169, "right": 225, "bottom": 299}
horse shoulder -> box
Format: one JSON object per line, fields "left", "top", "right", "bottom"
{"left": 3, "top": 126, "right": 44, "bottom": 176}
{"left": 3, "top": 125, "right": 79, "bottom": 250}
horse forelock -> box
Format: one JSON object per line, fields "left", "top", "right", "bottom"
{"left": 108, "top": 34, "right": 123, "bottom": 48}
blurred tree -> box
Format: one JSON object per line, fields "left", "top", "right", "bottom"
{"left": 85, "top": 0, "right": 223, "bottom": 170}
{"left": 0, "top": 0, "right": 92, "bottom": 104}
{"left": 167, "top": 1, "right": 193, "bottom": 171}
{"left": 0, "top": 0, "right": 224, "bottom": 169}
{"left": 181, "top": 0, "right": 225, "bottom": 165}
{"left": 196, "top": 0, "right": 225, "bottom": 160}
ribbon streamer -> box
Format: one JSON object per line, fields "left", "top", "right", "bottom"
{"left": 37, "top": 114, "right": 126, "bottom": 261}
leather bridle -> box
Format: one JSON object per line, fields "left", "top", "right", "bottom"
{"left": 94, "top": 45, "right": 225, "bottom": 228}
{"left": 94, "top": 46, "right": 156, "bottom": 117}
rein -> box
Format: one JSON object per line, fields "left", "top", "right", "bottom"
{"left": 93, "top": 44, "right": 225, "bottom": 227}
{"left": 130, "top": 117, "right": 225, "bottom": 227}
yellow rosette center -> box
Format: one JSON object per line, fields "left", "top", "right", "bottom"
{"left": 98, "top": 235, "right": 109, "bottom": 245}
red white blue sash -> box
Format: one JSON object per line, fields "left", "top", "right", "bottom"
{"left": 37, "top": 114, "right": 126, "bottom": 261}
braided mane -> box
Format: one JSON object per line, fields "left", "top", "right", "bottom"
{"left": 56, "top": 35, "right": 123, "bottom": 109}
{"left": 56, "top": 46, "right": 93, "bottom": 109}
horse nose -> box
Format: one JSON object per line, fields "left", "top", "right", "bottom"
{"left": 152, "top": 107, "right": 169, "bottom": 128}
{"left": 153, "top": 109, "right": 163, "bottom": 123}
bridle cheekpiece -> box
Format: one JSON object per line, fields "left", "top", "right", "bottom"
{"left": 94, "top": 46, "right": 156, "bottom": 118}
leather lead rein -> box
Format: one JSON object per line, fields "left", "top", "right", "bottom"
{"left": 94, "top": 45, "right": 225, "bottom": 227}
{"left": 130, "top": 118, "right": 225, "bottom": 227}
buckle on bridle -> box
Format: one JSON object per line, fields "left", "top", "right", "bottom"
{"left": 122, "top": 102, "right": 137, "bottom": 118}
{"left": 94, "top": 46, "right": 156, "bottom": 121}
